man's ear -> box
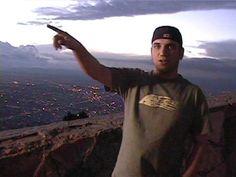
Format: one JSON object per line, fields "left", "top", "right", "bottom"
{"left": 150, "top": 47, "right": 153, "bottom": 61}
{"left": 180, "top": 47, "right": 184, "bottom": 60}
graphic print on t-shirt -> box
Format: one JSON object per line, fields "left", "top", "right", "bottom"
{"left": 139, "top": 94, "right": 179, "bottom": 111}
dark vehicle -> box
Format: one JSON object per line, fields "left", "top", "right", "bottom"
{"left": 63, "top": 111, "right": 89, "bottom": 121}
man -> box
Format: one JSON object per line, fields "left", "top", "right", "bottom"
{"left": 49, "top": 25, "right": 210, "bottom": 177}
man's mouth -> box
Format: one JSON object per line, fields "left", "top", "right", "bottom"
{"left": 159, "top": 60, "right": 169, "bottom": 64}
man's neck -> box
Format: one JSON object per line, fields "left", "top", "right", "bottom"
{"left": 154, "top": 70, "right": 179, "bottom": 80}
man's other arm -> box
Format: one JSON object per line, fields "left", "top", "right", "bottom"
{"left": 182, "top": 134, "right": 208, "bottom": 177}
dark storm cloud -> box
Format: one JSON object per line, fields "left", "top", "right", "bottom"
{"left": 198, "top": 40, "right": 236, "bottom": 59}
{"left": 34, "top": 0, "right": 236, "bottom": 21}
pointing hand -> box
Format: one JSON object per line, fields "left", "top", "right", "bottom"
{"left": 47, "top": 24, "right": 80, "bottom": 51}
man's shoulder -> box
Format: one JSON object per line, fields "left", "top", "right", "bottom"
{"left": 105, "top": 67, "right": 150, "bottom": 92}
{"left": 109, "top": 67, "right": 151, "bottom": 80}
{"left": 179, "top": 76, "right": 201, "bottom": 89}
{"left": 109, "top": 67, "right": 147, "bottom": 74}
{"left": 178, "top": 76, "right": 206, "bottom": 98}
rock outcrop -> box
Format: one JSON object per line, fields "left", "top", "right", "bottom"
{"left": 0, "top": 93, "right": 236, "bottom": 177}
{"left": 0, "top": 113, "right": 123, "bottom": 177}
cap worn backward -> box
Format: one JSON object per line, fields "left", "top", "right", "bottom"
{"left": 151, "top": 26, "right": 183, "bottom": 46}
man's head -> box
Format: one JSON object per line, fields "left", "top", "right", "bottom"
{"left": 151, "top": 26, "right": 184, "bottom": 78}
{"left": 151, "top": 26, "right": 183, "bottom": 46}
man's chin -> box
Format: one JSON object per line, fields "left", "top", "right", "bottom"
{"left": 155, "top": 67, "right": 177, "bottom": 75}
{"left": 156, "top": 67, "right": 171, "bottom": 74}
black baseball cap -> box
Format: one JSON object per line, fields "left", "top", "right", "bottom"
{"left": 151, "top": 26, "right": 183, "bottom": 46}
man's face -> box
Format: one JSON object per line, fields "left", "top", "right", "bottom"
{"left": 151, "top": 38, "right": 184, "bottom": 75}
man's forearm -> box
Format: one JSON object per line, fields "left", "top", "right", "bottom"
{"left": 72, "top": 44, "right": 112, "bottom": 87}
{"left": 183, "top": 134, "right": 208, "bottom": 177}
{"left": 73, "top": 44, "right": 101, "bottom": 76}
{"left": 182, "top": 145, "right": 205, "bottom": 177}
{"left": 50, "top": 26, "right": 112, "bottom": 89}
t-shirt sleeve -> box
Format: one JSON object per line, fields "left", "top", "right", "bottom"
{"left": 191, "top": 87, "right": 212, "bottom": 136}
{"left": 104, "top": 67, "right": 146, "bottom": 97}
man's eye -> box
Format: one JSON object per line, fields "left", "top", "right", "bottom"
{"left": 168, "top": 44, "right": 177, "bottom": 50}
{"left": 153, "top": 44, "right": 160, "bottom": 49}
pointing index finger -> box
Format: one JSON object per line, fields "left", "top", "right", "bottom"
{"left": 47, "top": 24, "right": 65, "bottom": 34}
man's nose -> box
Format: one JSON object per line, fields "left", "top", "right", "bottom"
{"left": 159, "top": 46, "right": 168, "bottom": 56}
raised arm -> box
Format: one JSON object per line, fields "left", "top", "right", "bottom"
{"left": 47, "top": 24, "right": 112, "bottom": 88}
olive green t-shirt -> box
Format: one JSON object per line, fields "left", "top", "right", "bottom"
{"left": 107, "top": 68, "right": 210, "bottom": 177}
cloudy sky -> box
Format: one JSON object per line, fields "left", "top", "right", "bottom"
{"left": 1, "top": 0, "right": 236, "bottom": 59}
